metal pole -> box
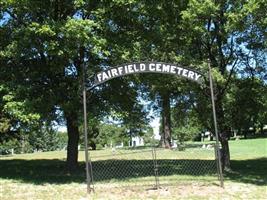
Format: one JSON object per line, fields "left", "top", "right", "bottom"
{"left": 152, "top": 147, "right": 159, "bottom": 189}
{"left": 83, "top": 62, "right": 91, "bottom": 194}
{"left": 208, "top": 61, "right": 224, "bottom": 188}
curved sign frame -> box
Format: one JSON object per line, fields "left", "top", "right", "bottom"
{"left": 82, "top": 61, "right": 223, "bottom": 193}
{"left": 92, "top": 62, "right": 204, "bottom": 88}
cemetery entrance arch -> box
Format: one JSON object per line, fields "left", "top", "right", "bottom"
{"left": 83, "top": 61, "right": 224, "bottom": 193}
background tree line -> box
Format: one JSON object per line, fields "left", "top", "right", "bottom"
{"left": 0, "top": 0, "right": 266, "bottom": 171}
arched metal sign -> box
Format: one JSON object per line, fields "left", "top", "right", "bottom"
{"left": 82, "top": 61, "right": 223, "bottom": 194}
{"left": 92, "top": 62, "right": 204, "bottom": 87}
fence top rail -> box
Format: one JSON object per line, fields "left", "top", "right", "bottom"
{"left": 91, "top": 149, "right": 154, "bottom": 159}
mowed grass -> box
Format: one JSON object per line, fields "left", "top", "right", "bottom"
{"left": 229, "top": 138, "right": 267, "bottom": 160}
{"left": 0, "top": 138, "right": 266, "bottom": 199}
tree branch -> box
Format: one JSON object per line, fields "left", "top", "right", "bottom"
{"left": 219, "top": 57, "right": 238, "bottom": 96}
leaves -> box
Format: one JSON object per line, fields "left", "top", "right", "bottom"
{"left": 2, "top": 90, "right": 40, "bottom": 124}
{"left": 0, "top": 0, "right": 266, "bottom": 158}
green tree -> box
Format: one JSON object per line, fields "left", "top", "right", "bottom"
{"left": 0, "top": 84, "right": 40, "bottom": 147}
{"left": 113, "top": 1, "right": 192, "bottom": 148}
{"left": 179, "top": 0, "right": 266, "bottom": 170}
{"left": 0, "top": 0, "right": 128, "bottom": 170}
{"left": 171, "top": 90, "right": 203, "bottom": 144}
{"left": 1, "top": 0, "right": 265, "bottom": 172}
{"left": 28, "top": 122, "right": 65, "bottom": 152}
{"left": 225, "top": 76, "right": 267, "bottom": 138}
{"left": 97, "top": 123, "right": 128, "bottom": 148}
{"left": 0, "top": 0, "right": 148, "bottom": 170}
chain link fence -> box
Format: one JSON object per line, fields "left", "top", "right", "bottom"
{"left": 88, "top": 143, "right": 218, "bottom": 191}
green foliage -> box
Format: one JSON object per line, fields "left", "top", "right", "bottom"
{"left": 2, "top": 92, "right": 40, "bottom": 124}
{"left": 97, "top": 123, "right": 128, "bottom": 148}
{"left": 0, "top": 138, "right": 19, "bottom": 154}
{"left": 173, "top": 126, "right": 201, "bottom": 144}
{"left": 81, "top": 120, "right": 154, "bottom": 149}
{"left": 170, "top": 88, "right": 204, "bottom": 144}
{"left": 28, "top": 125, "right": 67, "bottom": 152}
{"left": 0, "top": 127, "right": 68, "bottom": 155}
{"left": 1, "top": 0, "right": 266, "bottom": 167}
{"left": 0, "top": 84, "right": 40, "bottom": 147}
{"left": 141, "top": 126, "right": 157, "bottom": 146}
{"left": 0, "top": 0, "right": 149, "bottom": 165}
{"left": 225, "top": 77, "right": 267, "bottom": 134}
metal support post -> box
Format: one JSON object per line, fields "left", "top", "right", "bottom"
{"left": 152, "top": 147, "right": 159, "bottom": 189}
{"left": 208, "top": 61, "right": 224, "bottom": 188}
{"left": 83, "top": 62, "right": 92, "bottom": 194}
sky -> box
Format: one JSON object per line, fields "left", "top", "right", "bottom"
{"left": 150, "top": 117, "right": 160, "bottom": 140}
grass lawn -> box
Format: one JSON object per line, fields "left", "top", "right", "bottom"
{"left": 0, "top": 138, "right": 266, "bottom": 199}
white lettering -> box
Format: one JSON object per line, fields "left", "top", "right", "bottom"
{"left": 133, "top": 64, "right": 139, "bottom": 72}
{"left": 188, "top": 71, "right": 194, "bottom": 79}
{"left": 94, "top": 63, "right": 202, "bottom": 85}
{"left": 176, "top": 67, "right": 183, "bottom": 75}
{"left": 182, "top": 69, "right": 188, "bottom": 77}
{"left": 124, "top": 65, "right": 128, "bottom": 73}
{"left": 111, "top": 69, "right": 118, "bottom": 77}
{"left": 107, "top": 70, "right": 111, "bottom": 77}
{"left": 156, "top": 63, "right": 162, "bottom": 72}
{"left": 195, "top": 73, "right": 201, "bottom": 81}
{"left": 149, "top": 63, "right": 156, "bottom": 71}
{"left": 140, "top": 63, "right": 146, "bottom": 71}
{"left": 118, "top": 67, "right": 123, "bottom": 75}
{"left": 102, "top": 72, "right": 109, "bottom": 81}
{"left": 162, "top": 64, "right": 170, "bottom": 72}
{"left": 128, "top": 65, "right": 134, "bottom": 73}
{"left": 97, "top": 73, "right": 102, "bottom": 82}
{"left": 170, "top": 65, "right": 176, "bottom": 74}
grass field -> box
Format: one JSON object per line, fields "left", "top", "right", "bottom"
{"left": 0, "top": 138, "right": 266, "bottom": 199}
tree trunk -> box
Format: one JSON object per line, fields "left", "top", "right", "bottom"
{"left": 89, "top": 141, "right": 96, "bottom": 150}
{"left": 216, "top": 97, "right": 231, "bottom": 170}
{"left": 65, "top": 111, "right": 80, "bottom": 172}
{"left": 161, "top": 92, "right": 172, "bottom": 148}
{"left": 244, "top": 130, "right": 247, "bottom": 139}
{"left": 209, "top": 132, "right": 213, "bottom": 141}
{"left": 220, "top": 130, "right": 231, "bottom": 170}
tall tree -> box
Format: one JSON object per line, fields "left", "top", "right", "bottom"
{"left": 0, "top": 0, "right": 100, "bottom": 170}
{"left": 111, "top": 0, "right": 192, "bottom": 148}
{"left": 0, "top": 0, "right": 147, "bottom": 170}
{"left": 180, "top": 0, "right": 267, "bottom": 170}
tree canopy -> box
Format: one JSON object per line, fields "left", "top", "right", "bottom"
{"left": 0, "top": 0, "right": 266, "bottom": 171}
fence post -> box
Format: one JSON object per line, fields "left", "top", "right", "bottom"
{"left": 83, "top": 62, "right": 93, "bottom": 194}
{"left": 152, "top": 147, "right": 159, "bottom": 189}
{"left": 208, "top": 61, "right": 224, "bottom": 188}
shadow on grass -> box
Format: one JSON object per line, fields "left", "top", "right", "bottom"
{"left": 0, "top": 159, "right": 215, "bottom": 185}
{"left": 225, "top": 157, "right": 267, "bottom": 186}
{"left": 0, "top": 158, "right": 266, "bottom": 186}
{"left": 0, "top": 159, "right": 83, "bottom": 184}
{"left": 92, "top": 159, "right": 216, "bottom": 182}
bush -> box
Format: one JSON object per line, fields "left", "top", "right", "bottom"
{"left": 0, "top": 139, "right": 21, "bottom": 154}
{"left": 172, "top": 126, "right": 200, "bottom": 144}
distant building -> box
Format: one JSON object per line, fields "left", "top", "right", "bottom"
{"left": 129, "top": 136, "right": 144, "bottom": 147}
